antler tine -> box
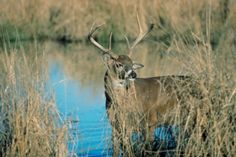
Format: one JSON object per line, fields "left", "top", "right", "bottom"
{"left": 88, "top": 23, "right": 118, "bottom": 59}
{"left": 129, "top": 14, "right": 154, "bottom": 56}
{"left": 124, "top": 34, "right": 131, "bottom": 50}
{"left": 108, "top": 32, "right": 113, "bottom": 51}
{"left": 88, "top": 23, "right": 109, "bottom": 55}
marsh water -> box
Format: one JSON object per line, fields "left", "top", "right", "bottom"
{"left": 43, "top": 41, "right": 184, "bottom": 156}
{"left": 48, "top": 61, "right": 111, "bottom": 156}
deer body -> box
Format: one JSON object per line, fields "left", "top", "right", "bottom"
{"left": 105, "top": 71, "right": 192, "bottom": 138}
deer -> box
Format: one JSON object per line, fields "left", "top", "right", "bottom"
{"left": 88, "top": 16, "right": 200, "bottom": 156}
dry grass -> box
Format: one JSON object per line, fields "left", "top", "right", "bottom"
{"left": 0, "top": 43, "right": 68, "bottom": 157}
{"left": 106, "top": 38, "right": 236, "bottom": 156}
{"left": 0, "top": 0, "right": 235, "bottom": 156}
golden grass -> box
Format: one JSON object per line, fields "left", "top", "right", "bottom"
{"left": 0, "top": 37, "right": 234, "bottom": 156}
{"left": 0, "top": 44, "right": 68, "bottom": 157}
{"left": 105, "top": 38, "right": 236, "bottom": 156}
{"left": 0, "top": 0, "right": 235, "bottom": 156}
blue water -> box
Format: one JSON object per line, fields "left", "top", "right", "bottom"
{"left": 48, "top": 61, "right": 178, "bottom": 156}
{"left": 48, "top": 61, "right": 112, "bottom": 156}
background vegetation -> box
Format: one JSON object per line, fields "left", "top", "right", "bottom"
{"left": 0, "top": 0, "right": 235, "bottom": 44}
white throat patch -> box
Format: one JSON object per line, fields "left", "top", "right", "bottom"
{"left": 112, "top": 79, "right": 135, "bottom": 89}
{"left": 112, "top": 79, "right": 126, "bottom": 89}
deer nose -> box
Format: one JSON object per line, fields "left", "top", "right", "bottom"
{"left": 126, "top": 70, "right": 137, "bottom": 79}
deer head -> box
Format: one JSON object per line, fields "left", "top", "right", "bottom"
{"left": 88, "top": 15, "right": 154, "bottom": 82}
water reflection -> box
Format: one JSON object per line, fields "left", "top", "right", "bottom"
{"left": 48, "top": 60, "right": 112, "bottom": 156}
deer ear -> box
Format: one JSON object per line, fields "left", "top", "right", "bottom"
{"left": 133, "top": 63, "right": 144, "bottom": 70}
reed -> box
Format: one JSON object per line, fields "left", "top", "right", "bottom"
{"left": 0, "top": 43, "right": 68, "bottom": 157}
{"left": 106, "top": 35, "right": 236, "bottom": 156}
{"left": 0, "top": 0, "right": 235, "bottom": 156}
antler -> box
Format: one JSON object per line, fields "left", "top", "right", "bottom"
{"left": 88, "top": 23, "right": 118, "bottom": 59}
{"left": 127, "top": 14, "right": 154, "bottom": 57}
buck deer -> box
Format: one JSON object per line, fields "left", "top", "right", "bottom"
{"left": 88, "top": 16, "right": 200, "bottom": 156}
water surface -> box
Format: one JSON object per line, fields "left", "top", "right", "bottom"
{"left": 48, "top": 60, "right": 112, "bottom": 156}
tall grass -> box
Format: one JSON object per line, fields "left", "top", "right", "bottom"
{"left": 0, "top": 43, "right": 68, "bottom": 156}
{"left": 101, "top": 3, "right": 236, "bottom": 156}
{"left": 105, "top": 35, "right": 235, "bottom": 156}
{"left": 0, "top": 0, "right": 235, "bottom": 156}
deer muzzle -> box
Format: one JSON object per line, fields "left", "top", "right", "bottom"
{"left": 126, "top": 70, "right": 137, "bottom": 79}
